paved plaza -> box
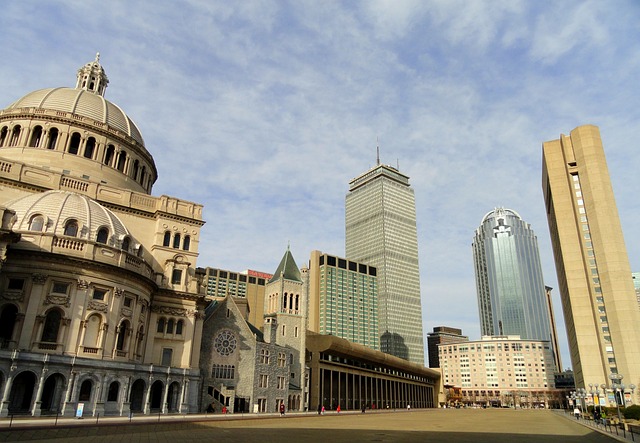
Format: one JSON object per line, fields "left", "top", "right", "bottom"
{"left": 0, "top": 408, "right": 627, "bottom": 443}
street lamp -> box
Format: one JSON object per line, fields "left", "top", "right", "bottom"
{"left": 630, "top": 384, "right": 637, "bottom": 405}
{"left": 609, "top": 373, "right": 624, "bottom": 424}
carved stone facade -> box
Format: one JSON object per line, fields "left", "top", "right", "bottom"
{"left": 0, "top": 56, "right": 205, "bottom": 417}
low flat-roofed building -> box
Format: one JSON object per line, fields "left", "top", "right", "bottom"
{"left": 306, "top": 332, "right": 440, "bottom": 411}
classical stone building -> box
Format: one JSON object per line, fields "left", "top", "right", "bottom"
{"left": 0, "top": 55, "right": 206, "bottom": 416}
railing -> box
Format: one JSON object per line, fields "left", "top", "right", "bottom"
{"left": 53, "top": 237, "right": 85, "bottom": 251}
{"left": 38, "top": 342, "right": 58, "bottom": 351}
{"left": 61, "top": 176, "right": 89, "bottom": 192}
{"left": 83, "top": 346, "right": 99, "bottom": 354}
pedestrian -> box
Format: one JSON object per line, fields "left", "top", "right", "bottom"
{"left": 280, "top": 403, "right": 285, "bottom": 416}
{"left": 222, "top": 406, "right": 227, "bottom": 414}
{"left": 407, "top": 404, "right": 411, "bottom": 411}
{"left": 317, "top": 404, "right": 322, "bottom": 415}
{"left": 321, "top": 405, "right": 325, "bottom": 415}
{"left": 336, "top": 404, "right": 341, "bottom": 413}
{"left": 362, "top": 404, "right": 366, "bottom": 414}
{"left": 573, "top": 407, "right": 580, "bottom": 419}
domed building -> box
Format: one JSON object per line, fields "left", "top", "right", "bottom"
{"left": 0, "top": 55, "right": 206, "bottom": 417}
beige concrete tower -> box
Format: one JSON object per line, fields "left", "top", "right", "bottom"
{"left": 542, "top": 125, "right": 640, "bottom": 402}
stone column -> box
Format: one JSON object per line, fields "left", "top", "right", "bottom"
{"left": 30, "top": 364, "right": 49, "bottom": 416}
{"left": 61, "top": 370, "right": 77, "bottom": 416}
{"left": 0, "top": 354, "right": 19, "bottom": 416}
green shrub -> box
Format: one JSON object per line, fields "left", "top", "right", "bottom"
{"left": 623, "top": 405, "right": 640, "bottom": 421}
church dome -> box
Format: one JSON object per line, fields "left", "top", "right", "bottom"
{"left": 6, "top": 87, "right": 144, "bottom": 146}
{"left": 7, "top": 190, "right": 133, "bottom": 246}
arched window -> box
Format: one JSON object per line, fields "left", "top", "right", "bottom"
{"left": 29, "top": 215, "right": 45, "bottom": 232}
{"left": 63, "top": 219, "right": 79, "bottom": 237}
{"left": 107, "top": 381, "right": 119, "bottom": 402}
{"left": 140, "top": 166, "right": 146, "bottom": 185}
{"left": 183, "top": 235, "right": 190, "bottom": 251}
{"left": 47, "top": 128, "right": 59, "bottom": 150}
{"left": 104, "top": 144, "right": 115, "bottom": 166}
{"left": 0, "top": 126, "right": 7, "bottom": 147}
{"left": 173, "top": 233, "right": 180, "bottom": 249}
{"left": 96, "top": 227, "right": 109, "bottom": 244}
{"left": 121, "top": 237, "right": 130, "bottom": 252}
{"left": 29, "top": 126, "right": 43, "bottom": 147}
{"left": 157, "top": 318, "right": 165, "bottom": 333}
{"left": 0, "top": 304, "right": 18, "bottom": 347}
{"left": 175, "top": 320, "right": 183, "bottom": 335}
{"left": 132, "top": 159, "right": 139, "bottom": 181}
{"left": 84, "top": 137, "right": 96, "bottom": 159}
{"left": 41, "top": 309, "right": 62, "bottom": 343}
{"left": 166, "top": 319, "right": 174, "bottom": 334}
{"left": 9, "top": 126, "right": 21, "bottom": 146}
{"left": 116, "top": 150, "right": 127, "bottom": 172}
{"left": 68, "top": 132, "right": 81, "bottom": 154}
{"left": 163, "top": 231, "right": 171, "bottom": 247}
{"left": 135, "top": 326, "right": 145, "bottom": 357}
{"left": 116, "top": 320, "right": 130, "bottom": 351}
{"left": 78, "top": 379, "right": 92, "bottom": 402}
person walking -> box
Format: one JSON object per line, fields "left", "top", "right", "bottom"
{"left": 573, "top": 407, "right": 580, "bottom": 419}
{"left": 280, "top": 403, "right": 285, "bottom": 416}
{"left": 321, "top": 405, "right": 325, "bottom": 415}
{"left": 336, "top": 404, "right": 341, "bottom": 413}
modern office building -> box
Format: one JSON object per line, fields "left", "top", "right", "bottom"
{"left": 345, "top": 159, "right": 424, "bottom": 364}
{"left": 307, "top": 250, "right": 378, "bottom": 350}
{"left": 198, "top": 267, "right": 272, "bottom": 328}
{"left": 439, "top": 336, "right": 557, "bottom": 407}
{"left": 542, "top": 124, "right": 640, "bottom": 399}
{"left": 472, "top": 208, "right": 557, "bottom": 372}
{"left": 632, "top": 272, "right": 640, "bottom": 307}
{"left": 426, "top": 326, "right": 468, "bottom": 369}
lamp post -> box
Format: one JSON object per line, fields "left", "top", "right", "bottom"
{"left": 630, "top": 384, "right": 636, "bottom": 405}
{"left": 609, "top": 373, "right": 624, "bottom": 424}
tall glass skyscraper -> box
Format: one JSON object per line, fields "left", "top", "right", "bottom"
{"left": 472, "top": 207, "right": 556, "bottom": 366}
{"left": 345, "top": 162, "right": 424, "bottom": 364}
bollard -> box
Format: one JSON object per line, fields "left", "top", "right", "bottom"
{"left": 129, "top": 411, "right": 133, "bottom": 422}
{"left": 96, "top": 413, "right": 99, "bottom": 425}
{"left": 9, "top": 414, "right": 13, "bottom": 428}
{"left": 55, "top": 411, "right": 59, "bottom": 426}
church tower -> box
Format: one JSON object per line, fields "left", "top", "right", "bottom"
{"left": 264, "top": 246, "right": 308, "bottom": 409}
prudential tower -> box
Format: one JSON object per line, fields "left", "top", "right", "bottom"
{"left": 345, "top": 157, "right": 424, "bottom": 364}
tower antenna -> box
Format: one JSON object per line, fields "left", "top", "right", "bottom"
{"left": 376, "top": 137, "right": 380, "bottom": 165}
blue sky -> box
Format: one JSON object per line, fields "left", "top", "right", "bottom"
{"left": 2, "top": 1, "right": 639, "bottom": 368}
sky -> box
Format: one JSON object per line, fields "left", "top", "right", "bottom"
{"left": 2, "top": 1, "right": 639, "bottom": 369}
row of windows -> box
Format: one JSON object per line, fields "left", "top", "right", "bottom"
{"left": 27, "top": 215, "right": 141, "bottom": 255}
{"left": 162, "top": 231, "right": 190, "bottom": 251}
{"left": 156, "top": 317, "right": 184, "bottom": 335}
{"left": 0, "top": 124, "right": 151, "bottom": 191}
{"left": 212, "top": 364, "right": 235, "bottom": 379}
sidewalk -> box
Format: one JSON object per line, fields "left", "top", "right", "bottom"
{"left": 555, "top": 409, "right": 638, "bottom": 442}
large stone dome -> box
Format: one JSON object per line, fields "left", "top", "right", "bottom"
{"left": 6, "top": 87, "right": 144, "bottom": 146}
{"left": 7, "top": 190, "right": 133, "bottom": 245}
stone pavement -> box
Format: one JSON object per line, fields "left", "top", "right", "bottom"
{"left": 0, "top": 408, "right": 627, "bottom": 443}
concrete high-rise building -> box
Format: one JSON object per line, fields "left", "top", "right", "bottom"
{"left": 472, "top": 208, "right": 557, "bottom": 372}
{"left": 307, "top": 251, "right": 379, "bottom": 350}
{"left": 426, "top": 326, "right": 468, "bottom": 368}
{"left": 345, "top": 159, "right": 424, "bottom": 364}
{"left": 542, "top": 124, "right": 640, "bottom": 398}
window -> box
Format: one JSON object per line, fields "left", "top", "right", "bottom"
{"left": 259, "top": 374, "right": 269, "bottom": 388}
{"left": 41, "top": 309, "right": 62, "bottom": 343}
{"left": 157, "top": 318, "right": 165, "bottom": 333}
{"left": 107, "top": 382, "right": 119, "bottom": 402}
{"left": 0, "top": 126, "right": 7, "bottom": 147}
{"left": 68, "top": 132, "right": 81, "bottom": 154}
{"left": 29, "top": 126, "right": 43, "bottom": 147}
{"left": 163, "top": 231, "right": 171, "bottom": 247}
{"left": 173, "top": 234, "right": 181, "bottom": 249}
{"left": 7, "top": 278, "right": 25, "bottom": 291}
{"left": 161, "top": 348, "right": 173, "bottom": 366}
{"left": 52, "top": 282, "right": 69, "bottom": 295}
{"left": 166, "top": 319, "right": 174, "bottom": 334}
{"left": 96, "top": 227, "right": 109, "bottom": 244}
{"left": 183, "top": 235, "right": 190, "bottom": 251}
{"left": 63, "top": 219, "right": 79, "bottom": 237}
{"left": 212, "top": 364, "right": 235, "bottom": 379}
{"left": 104, "top": 144, "right": 115, "bottom": 165}
{"left": 171, "top": 270, "right": 182, "bottom": 285}
{"left": 116, "top": 321, "right": 130, "bottom": 351}
{"left": 260, "top": 349, "right": 270, "bottom": 365}
{"left": 9, "top": 126, "right": 21, "bottom": 146}
{"left": 121, "top": 237, "right": 130, "bottom": 251}
{"left": 123, "top": 297, "right": 133, "bottom": 308}
{"left": 116, "top": 150, "right": 127, "bottom": 172}
{"left": 277, "top": 376, "right": 286, "bottom": 390}
{"left": 175, "top": 320, "right": 183, "bottom": 335}
{"left": 278, "top": 352, "right": 286, "bottom": 367}
{"left": 47, "top": 128, "right": 58, "bottom": 150}
{"left": 84, "top": 137, "right": 96, "bottom": 159}
{"left": 0, "top": 304, "right": 18, "bottom": 346}
{"left": 93, "top": 288, "right": 107, "bottom": 301}
{"left": 78, "top": 379, "right": 92, "bottom": 402}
